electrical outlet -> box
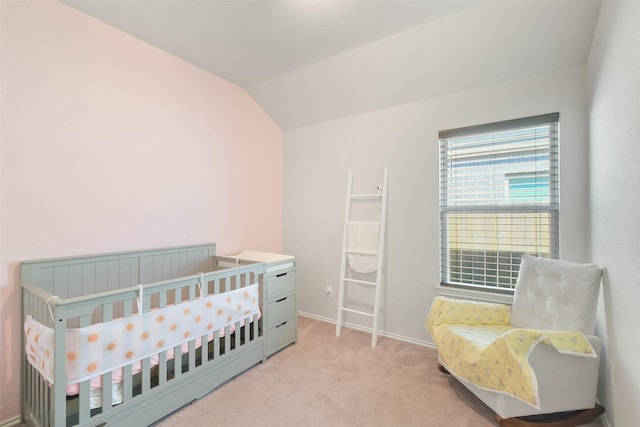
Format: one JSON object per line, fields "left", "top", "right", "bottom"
{"left": 325, "top": 286, "right": 333, "bottom": 298}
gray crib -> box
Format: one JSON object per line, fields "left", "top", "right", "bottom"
{"left": 21, "top": 243, "right": 266, "bottom": 427}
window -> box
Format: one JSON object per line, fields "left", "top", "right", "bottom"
{"left": 439, "top": 113, "right": 559, "bottom": 292}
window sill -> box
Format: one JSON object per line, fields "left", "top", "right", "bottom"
{"left": 435, "top": 285, "right": 514, "bottom": 306}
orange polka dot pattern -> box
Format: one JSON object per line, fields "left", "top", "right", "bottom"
{"left": 24, "top": 283, "right": 260, "bottom": 385}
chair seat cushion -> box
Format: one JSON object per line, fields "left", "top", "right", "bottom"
{"left": 510, "top": 255, "right": 602, "bottom": 334}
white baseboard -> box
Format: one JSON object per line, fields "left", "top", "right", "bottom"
{"left": 0, "top": 415, "right": 22, "bottom": 427}
{"left": 297, "top": 311, "right": 436, "bottom": 349}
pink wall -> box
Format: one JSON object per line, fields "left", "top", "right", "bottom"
{"left": 0, "top": 1, "right": 282, "bottom": 421}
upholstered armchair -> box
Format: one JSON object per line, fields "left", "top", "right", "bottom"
{"left": 426, "top": 255, "right": 605, "bottom": 427}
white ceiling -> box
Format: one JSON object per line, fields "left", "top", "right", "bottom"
{"left": 63, "top": 0, "right": 601, "bottom": 130}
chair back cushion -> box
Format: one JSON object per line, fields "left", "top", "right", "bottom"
{"left": 510, "top": 255, "right": 602, "bottom": 334}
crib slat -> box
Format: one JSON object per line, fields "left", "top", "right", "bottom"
{"left": 30, "top": 366, "right": 38, "bottom": 421}
{"left": 35, "top": 369, "right": 41, "bottom": 423}
{"left": 122, "top": 363, "right": 133, "bottom": 401}
{"left": 38, "top": 267, "right": 53, "bottom": 294}
{"left": 53, "top": 265, "right": 69, "bottom": 300}
{"left": 224, "top": 326, "right": 231, "bottom": 354}
{"left": 41, "top": 374, "right": 47, "bottom": 423}
{"left": 188, "top": 340, "right": 196, "bottom": 371}
{"left": 189, "top": 281, "right": 196, "bottom": 300}
{"left": 102, "top": 371, "right": 113, "bottom": 412}
{"left": 173, "top": 344, "right": 182, "bottom": 378}
{"left": 119, "top": 258, "right": 132, "bottom": 289}
{"left": 67, "top": 264, "right": 82, "bottom": 298}
{"left": 43, "top": 375, "right": 50, "bottom": 427}
{"left": 235, "top": 320, "right": 241, "bottom": 349}
{"left": 79, "top": 380, "right": 90, "bottom": 423}
{"left": 103, "top": 304, "right": 113, "bottom": 322}
{"left": 213, "top": 329, "right": 221, "bottom": 359}
{"left": 30, "top": 370, "right": 36, "bottom": 424}
{"left": 24, "top": 363, "right": 31, "bottom": 419}
{"left": 200, "top": 333, "right": 210, "bottom": 364}
{"left": 159, "top": 253, "right": 170, "bottom": 282}
{"left": 159, "top": 291, "right": 167, "bottom": 307}
{"left": 158, "top": 351, "right": 168, "bottom": 386}
{"left": 95, "top": 261, "right": 108, "bottom": 294}
{"left": 141, "top": 358, "right": 151, "bottom": 394}
{"left": 82, "top": 263, "right": 97, "bottom": 299}
{"left": 107, "top": 259, "right": 121, "bottom": 291}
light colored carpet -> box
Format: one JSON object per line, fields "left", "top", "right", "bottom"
{"left": 155, "top": 316, "right": 605, "bottom": 427}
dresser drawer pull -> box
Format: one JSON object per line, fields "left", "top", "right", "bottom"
{"left": 276, "top": 321, "right": 288, "bottom": 328}
{"left": 276, "top": 272, "right": 288, "bottom": 277}
{"left": 275, "top": 297, "right": 287, "bottom": 303}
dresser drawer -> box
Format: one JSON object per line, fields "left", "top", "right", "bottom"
{"left": 266, "top": 318, "right": 297, "bottom": 356}
{"left": 266, "top": 270, "right": 296, "bottom": 300}
{"left": 267, "top": 295, "right": 296, "bottom": 329}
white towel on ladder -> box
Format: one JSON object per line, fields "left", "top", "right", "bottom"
{"left": 347, "top": 221, "right": 380, "bottom": 273}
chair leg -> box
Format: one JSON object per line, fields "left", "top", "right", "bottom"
{"left": 495, "top": 404, "right": 605, "bottom": 427}
{"left": 437, "top": 363, "right": 450, "bottom": 374}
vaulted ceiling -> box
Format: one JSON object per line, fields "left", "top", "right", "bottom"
{"left": 63, "top": 0, "right": 601, "bottom": 130}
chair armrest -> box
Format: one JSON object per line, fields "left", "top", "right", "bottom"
{"left": 456, "top": 333, "right": 603, "bottom": 419}
{"left": 425, "top": 296, "right": 511, "bottom": 337}
{"left": 500, "top": 333, "right": 600, "bottom": 416}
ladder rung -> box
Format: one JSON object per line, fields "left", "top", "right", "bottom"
{"left": 350, "top": 193, "right": 382, "bottom": 200}
{"left": 342, "top": 278, "right": 377, "bottom": 286}
{"left": 345, "top": 249, "right": 378, "bottom": 256}
{"left": 338, "top": 307, "right": 374, "bottom": 318}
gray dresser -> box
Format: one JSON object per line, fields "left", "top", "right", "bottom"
{"left": 235, "top": 251, "right": 297, "bottom": 357}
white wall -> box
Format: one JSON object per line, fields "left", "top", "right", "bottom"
{"left": 0, "top": 2, "right": 282, "bottom": 422}
{"left": 250, "top": 0, "right": 599, "bottom": 130}
{"left": 284, "top": 66, "right": 591, "bottom": 344}
{"left": 587, "top": 1, "right": 640, "bottom": 425}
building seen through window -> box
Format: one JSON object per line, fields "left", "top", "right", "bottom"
{"left": 439, "top": 113, "right": 559, "bottom": 291}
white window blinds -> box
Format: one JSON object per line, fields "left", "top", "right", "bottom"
{"left": 439, "top": 113, "right": 559, "bottom": 291}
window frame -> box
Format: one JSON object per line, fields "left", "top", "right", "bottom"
{"left": 438, "top": 113, "right": 560, "bottom": 294}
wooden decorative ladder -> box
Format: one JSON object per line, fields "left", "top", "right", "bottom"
{"left": 335, "top": 168, "right": 388, "bottom": 348}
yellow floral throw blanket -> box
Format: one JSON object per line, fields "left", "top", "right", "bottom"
{"left": 425, "top": 297, "right": 596, "bottom": 408}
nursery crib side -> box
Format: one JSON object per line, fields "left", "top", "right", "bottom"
{"left": 21, "top": 244, "right": 266, "bottom": 427}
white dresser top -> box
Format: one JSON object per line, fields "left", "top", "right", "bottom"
{"left": 234, "top": 250, "right": 294, "bottom": 264}
{"left": 232, "top": 250, "right": 295, "bottom": 273}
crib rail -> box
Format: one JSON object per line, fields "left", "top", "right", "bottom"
{"left": 21, "top": 244, "right": 217, "bottom": 298}
{"left": 21, "top": 245, "right": 266, "bottom": 427}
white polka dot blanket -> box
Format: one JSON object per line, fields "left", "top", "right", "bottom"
{"left": 24, "top": 283, "right": 259, "bottom": 386}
